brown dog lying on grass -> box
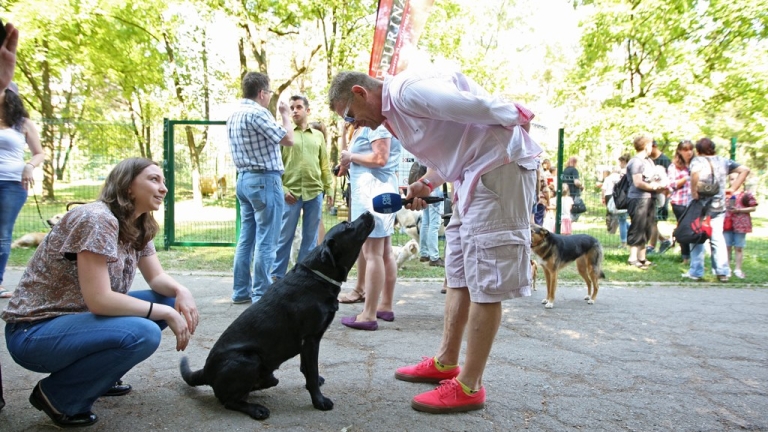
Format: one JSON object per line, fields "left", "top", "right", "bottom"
{"left": 530, "top": 225, "right": 605, "bottom": 309}
{"left": 10, "top": 214, "right": 65, "bottom": 249}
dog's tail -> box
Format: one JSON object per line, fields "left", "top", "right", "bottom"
{"left": 180, "top": 356, "right": 207, "bottom": 387}
{"left": 593, "top": 242, "right": 606, "bottom": 279}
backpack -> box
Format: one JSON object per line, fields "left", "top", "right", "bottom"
{"left": 612, "top": 173, "right": 631, "bottom": 210}
{"left": 673, "top": 199, "right": 712, "bottom": 245}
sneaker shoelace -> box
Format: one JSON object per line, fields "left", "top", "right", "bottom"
{"left": 416, "top": 356, "right": 434, "bottom": 370}
{"left": 435, "top": 379, "right": 461, "bottom": 398}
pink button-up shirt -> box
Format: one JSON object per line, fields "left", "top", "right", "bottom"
{"left": 381, "top": 69, "right": 542, "bottom": 214}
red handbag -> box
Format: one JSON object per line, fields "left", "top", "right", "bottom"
{"left": 724, "top": 214, "right": 733, "bottom": 231}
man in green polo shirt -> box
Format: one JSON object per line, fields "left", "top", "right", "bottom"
{"left": 271, "top": 95, "right": 333, "bottom": 280}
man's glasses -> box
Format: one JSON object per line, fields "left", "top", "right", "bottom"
{"left": 342, "top": 99, "right": 355, "bottom": 123}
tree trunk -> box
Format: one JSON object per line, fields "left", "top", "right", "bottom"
{"left": 40, "top": 40, "right": 55, "bottom": 201}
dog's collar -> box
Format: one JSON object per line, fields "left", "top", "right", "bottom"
{"left": 307, "top": 268, "right": 343, "bottom": 287}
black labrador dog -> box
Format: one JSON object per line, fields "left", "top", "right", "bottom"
{"left": 180, "top": 212, "right": 375, "bottom": 420}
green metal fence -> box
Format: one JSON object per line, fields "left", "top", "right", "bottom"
{"left": 162, "top": 119, "right": 237, "bottom": 249}
{"left": 12, "top": 120, "right": 162, "bottom": 245}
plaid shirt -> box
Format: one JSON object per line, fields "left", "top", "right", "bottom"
{"left": 227, "top": 99, "right": 286, "bottom": 173}
{"left": 667, "top": 163, "right": 691, "bottom": 206}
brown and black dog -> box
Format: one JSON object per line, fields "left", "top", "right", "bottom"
{"left": 530, "top": 225, "right": 604, "bottom": 309}
{"left": 180, "top": 212, "right": 375, "bottom": 420}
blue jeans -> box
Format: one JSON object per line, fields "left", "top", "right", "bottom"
{"left": 0, "top": 181, "right": 27, "bottom": 286}
{"left": 232, "top": 172, "right": 284, "bottom": 302}
{"left": 419, "top": 188, "right": 443, "bottom": 261}
{"left": 618, "top": 212, "right": 629, "bottom": 243}
{"left": 271, "top": 193, "right": 323, "bottom": 279}
{"left": 689, "top": 212, "right": 729, "bottom": 278}
{"left": 4, "top": 290, "right": 174, "bottom": 415}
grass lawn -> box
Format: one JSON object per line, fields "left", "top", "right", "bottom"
{"left": 9, "top": 185, "right": 768, "bottom": 285}
{"left": 9, "top": 235, "right": 768, "bottom": 285}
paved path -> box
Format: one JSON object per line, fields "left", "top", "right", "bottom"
{"left": 1, "top": 269, "right": 767, "bottom": 431}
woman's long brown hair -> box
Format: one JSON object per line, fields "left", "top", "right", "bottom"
{"left": 99, "top": 157, "right": 160, "bottom": 250}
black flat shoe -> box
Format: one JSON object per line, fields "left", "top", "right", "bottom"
{"left": 29, "top": 382, "right": 98, "bottom": 428}
{"left": 104, "top": 380, "right": 132, "bottom": 397}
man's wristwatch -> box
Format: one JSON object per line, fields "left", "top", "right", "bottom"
{"left": 419, "top": 177, "right": 434, "bottom": 192}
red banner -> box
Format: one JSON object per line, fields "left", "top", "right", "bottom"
{"left": 369, "top": 0, "right": 435, "bottom": 78}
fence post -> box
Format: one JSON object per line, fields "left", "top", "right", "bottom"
{"left": 730, "top": 137, "right": 737, "bottom": 161}
{"left": 555, "top": 128, "right": 565, "bottom": 234}
{"left": 163, "top": 118, "right": 175, "bottom": 250}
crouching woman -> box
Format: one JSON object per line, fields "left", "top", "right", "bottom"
{"left": 1, "top": 157, "right": 199, "bottom": 428}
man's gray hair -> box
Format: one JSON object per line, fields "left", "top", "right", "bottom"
{"left": 328, "top": 71, "right": 382, "bottom": 109}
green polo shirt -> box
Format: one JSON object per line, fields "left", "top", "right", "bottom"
{"left": 281, "top": 126, "right": 333, "bottom": 200}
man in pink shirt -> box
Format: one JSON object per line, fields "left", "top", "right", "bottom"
{"left": 329, "top": 69, "right": 541, "bottom": 413}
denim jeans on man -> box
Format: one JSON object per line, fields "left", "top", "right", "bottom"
{"left": 232, "top": 171, "right": 284, "bottom": 303}
{"left": 4, "top": 290, "right": 173, "bottom": 415}
{"left": 689, "top": 212, "right": 729, "bottom": 278}
{"left": 419, "top": 188, "right": 444, "bottom": 261}
{"left": 0, "top": 180, "right": 28, "bottom": 286}
{"left": 271, "top": 193, "right": 323, "bottom": 280}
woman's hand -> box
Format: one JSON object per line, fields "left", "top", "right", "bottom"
{"left": 21, "top": 164, "right": 34, "bottom": 190}
{"left": 340, "top": 150, "right": 352, "bottom": 167}
{"left": 174, "top": 286, "right": 199, "bottom": 335}
{"left": 161, "top": 304, "right": 192, "bottom": 351}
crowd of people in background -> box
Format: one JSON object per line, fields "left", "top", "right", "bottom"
{"left": 539, "top": 135, "right": 757, "bottom": 282}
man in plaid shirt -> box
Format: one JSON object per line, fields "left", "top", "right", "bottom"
{"left": 228, "top": 72, "right": 294, "bottom": 304}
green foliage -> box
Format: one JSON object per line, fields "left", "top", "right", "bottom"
{"left": 563, "top": 0, "right": 768, "bottom": 160}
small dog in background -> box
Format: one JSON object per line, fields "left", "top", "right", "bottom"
{"left": 391, "top": 239, "right": 420, "bottom": 269}
{"left": 395, "top": 208, "right": 422, "bottom": 243}
{"left": 530, "top": 225, "right": 605, "bottom": 309}
{"left": 11, "top": 202, "right": 85, "bottom": 249}
{"left": 530, "top": 259, "right": 538, "bottom": 291}
{"left": 11, "top": 213, "right": 64, "bottom": 249}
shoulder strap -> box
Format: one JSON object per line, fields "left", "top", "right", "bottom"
{"left": 705, "top": 157, "right": 716, "bottom": 185}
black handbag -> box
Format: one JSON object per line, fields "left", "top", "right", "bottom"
{"left": 571, "top": 196, "right": 587, "bottom": 214}
{"left": 696, "top": 158, "right": 719, "bottom": 197}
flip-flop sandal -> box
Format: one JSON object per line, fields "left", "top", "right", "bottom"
{"left": 627, "top": 260, "right": 649, "bottom": 270}
{"left": 0, "top": 288, "right": 12, "bottom": 298}
{"left": 338, "top": 290, "right": 365, "bottom": 304}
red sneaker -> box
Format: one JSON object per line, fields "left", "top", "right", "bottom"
{"left": 395, "top": 357, "right": 460, "bottom": 383}
{"left": 411, "top": 378, "right": 485, "bottom": 413}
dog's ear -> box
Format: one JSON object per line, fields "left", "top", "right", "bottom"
{"left": 531, "top": 224, "right": 549, "bottom": 236}
{"left": 320, "top": 239, "right": 337, "bottom": 268}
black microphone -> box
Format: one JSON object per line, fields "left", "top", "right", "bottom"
{"left": 371, "top": 193, "right": 444, "bottom": 214}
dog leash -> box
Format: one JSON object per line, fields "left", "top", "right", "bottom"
{"left": 31, "top": 187, "right": 50, "bottom": 231}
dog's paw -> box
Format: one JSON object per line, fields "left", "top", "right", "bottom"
{"left": 544, "top": 302, "right": 554, "bottom": 309}
{"left": 587, "top": 299, "right": 595, "bottom": 305}
{"left": 541, "top": 298, "right": 548, "bottom": 304}
{"left": 312, "top": 396, "right": 334, "bottom": 411}
{"left": 584, "top": 295, "right": 591, "bottom": 301}
{"left": 249, "top": 405, "right": 270, "bottom": 420}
